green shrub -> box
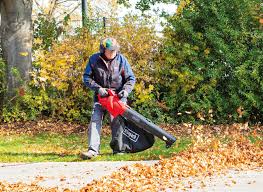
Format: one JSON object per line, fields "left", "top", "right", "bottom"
{"left": 156, "top": 0, "right": 263, "bottom": 123}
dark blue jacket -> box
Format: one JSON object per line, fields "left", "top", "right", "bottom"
{"left": 83, "top": 53, "right": 136, "bottom": 101}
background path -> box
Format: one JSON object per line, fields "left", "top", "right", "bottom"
{"left": 0, "top": 162, "right": 262, "bottom": 191}
{"left": 0, "top": 161, "right": 157, "bottom": 191}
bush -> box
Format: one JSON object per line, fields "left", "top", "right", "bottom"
{"left": 156, "top": 0, "right": 263, "bottom": 123}
{"left": 2, "top": 15, "right": 161, "bottom": 123}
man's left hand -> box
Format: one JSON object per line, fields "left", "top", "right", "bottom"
{"left": 118, "top": 90, "right": 128, "bottom": 98}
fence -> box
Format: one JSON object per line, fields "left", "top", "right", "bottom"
{"left": 69, "top": 15, "right": 165, "bottom": 35}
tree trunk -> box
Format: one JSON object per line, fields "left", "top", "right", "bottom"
{"left": 0, "top": 0, "right": 33, "bottom": 99}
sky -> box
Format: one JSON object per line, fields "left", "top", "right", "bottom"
{"left": 117, "top": 0, "right": 177, "bottom": 17}
{"left": 33, "top": 0, "right": 177, "bottom": 32}
{"left": 34, "top": 0, "right": 177, "bottom": 18}
{"left": 116, "top": 0, "right": 177, "bottom": 33}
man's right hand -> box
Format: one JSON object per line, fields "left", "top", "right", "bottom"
{"left": 98, "top": 88, "right": 108, "bottom": 97}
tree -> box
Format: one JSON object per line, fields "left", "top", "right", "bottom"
{"left": 0, "top": 58, "right": 6, "bottom": 113}
{"left": 32, "top": 0, "right": 81, "bottom": 50}
{"left": 0, "top": 0, "right": 33, "bottom": 98}
{"left": 118, "top": 0, "right": 179, "bottom": 12}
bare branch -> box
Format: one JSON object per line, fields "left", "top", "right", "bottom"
{"left": 48, "top": 0, "right": 59, "bottom": 17}
{"left": 33, "top": 0, "right": 44, "bottom": 13}
{"left": 55, "top": 3, "right": 80, "bottom": 22}
{"left": 56, "top": 0, "right": 71, "bottom": 5}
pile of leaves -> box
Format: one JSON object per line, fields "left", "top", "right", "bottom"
{"left": 0, "top": 182, "right": 59, "bottom": 192}
{"left": 0, "top": 119, "right": 87, "bottom": 136}
{"left": 0, "top": 119, "right": 195, "bottom": 136}
{"left": 2, "top": 119, "right": 262, "bottom": 137}
{"left": 0, "top": 124, "right": 261, "bottom": 192}
{"left": 81, "top": 125, "right": 262, "bottom": 192}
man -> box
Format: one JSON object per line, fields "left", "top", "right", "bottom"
{"left": 81, "top": 37, "right": 136, "bottom": 159}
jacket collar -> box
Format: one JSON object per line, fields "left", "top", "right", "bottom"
{"left": 99, "top": 53, "right": 118, "bottom": 69}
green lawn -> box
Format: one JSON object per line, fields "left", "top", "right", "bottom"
{"left": 0, "top": 133, "right": 191, "bottom": 162}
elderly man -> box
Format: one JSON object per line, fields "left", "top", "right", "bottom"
{"left": 81, "top": 37, "right": 136, "bottom": 159}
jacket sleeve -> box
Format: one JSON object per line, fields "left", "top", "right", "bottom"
{"left": 83, "top": 57, "right": 101, "bottom": 93}
{"left": 121, "top": 55, "right": 136, "bottom": 94}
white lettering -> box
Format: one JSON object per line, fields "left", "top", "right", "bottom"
{"left": 123, "top": 127, "right": 140, "bottom": 142}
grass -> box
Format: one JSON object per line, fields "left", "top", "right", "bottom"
{"left": 0, "top": 133, "right": 191, "bottom": 162}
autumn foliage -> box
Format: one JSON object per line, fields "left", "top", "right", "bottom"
{"left": 2, "top": 15, "right": 160, "bottom": 123}
{"left": 1, "top": 0, "right": 262, "bottom": 124}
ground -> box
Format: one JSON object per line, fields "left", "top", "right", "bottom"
{"left": 0, "top": 162, "right": 262, "bottom": 191}
{"left": 0, "top": 120, "right": 262, "bottom": 191}
{"left": 0, "top": 161, "right": 157, "bottom": 191}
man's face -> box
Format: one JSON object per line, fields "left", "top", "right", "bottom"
{"left": 104, "top": 49, "right": 117, "bottom": 60}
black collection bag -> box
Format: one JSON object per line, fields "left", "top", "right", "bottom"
{"left": 110, "top": 116, "right": 155, "bottom": 153}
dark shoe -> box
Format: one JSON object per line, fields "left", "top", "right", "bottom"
{"left": 80, "top": 150, "right": 98, "bottom": 160}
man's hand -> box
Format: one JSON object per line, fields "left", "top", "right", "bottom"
{"left": 118, "top": 90, "right": 128, "bottom": 98}
{"left": 98, "top": 88, "right": 108, "bottom": 97}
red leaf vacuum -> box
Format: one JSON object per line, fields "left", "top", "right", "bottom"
{"left": 98, "top": 90, "right": 176, "bottom": 149}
